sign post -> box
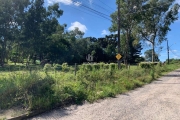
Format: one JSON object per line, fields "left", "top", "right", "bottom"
{"left": 116, "top": 54, "right": 122, "bottom": 69}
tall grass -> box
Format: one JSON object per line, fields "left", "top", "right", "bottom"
{"left": 0, "top": 62, "right": 180, "bottom": 114}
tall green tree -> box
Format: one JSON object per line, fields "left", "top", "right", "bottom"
{"left": 144, "top": 49, "right": 159, "bottom": 62}
{"left": 136, "top": 0, "right": 180, "bottom": 62}
{"left": 22, "top": 1, "right": 63, "bottom": 64}
{"left": 110, "top": 0, "right": 144, "bottom": 65}
{"left": 0, "top": 0, "right": 30, "bottom": 66}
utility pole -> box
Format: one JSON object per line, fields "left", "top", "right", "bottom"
{"left": 167, "top": 40, "right": 169, "bottom": 64}
{"left": 117, "top": 1, "right": 121, "bottom": 69}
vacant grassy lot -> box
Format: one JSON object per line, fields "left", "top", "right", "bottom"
{"left": 0, "top": 61, "right": 180, "bottom": 119}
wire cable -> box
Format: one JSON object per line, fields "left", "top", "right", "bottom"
{"left": 72, "top": 0, "right": 111, "bottom": 21}
{"left": 81, "top": 0, "right": 114, "bottom": 14}
{"left": 66, "top": 4, "right": 111, "bottom": 21}
{"left": 98, "top": 0, "right": 116, "bottom": 11}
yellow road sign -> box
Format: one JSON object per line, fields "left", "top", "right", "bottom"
{"left": 116, "top": 54, "right": 122, "bottom": 60}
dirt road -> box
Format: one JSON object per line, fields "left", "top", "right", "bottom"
{"left": 29, "top": 69, "right": 180, "bottom": 120}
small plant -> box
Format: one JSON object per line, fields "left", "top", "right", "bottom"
{"left": 62, "top": 63, "right": 70, "bottom": 72}
{"left": 53, "top": 64, "right": 62, "bottom": 71}
{"left": 150, "top": 69, "right": 155, "bottom": 79}
{"left": 99, "top": 62, "right": 105, "bottom": 69}
{"left": 109, "top": 63, "right": 116, "bottom": 70}
{"left": 43, "top": 63, "right": 52, "bottom": 72}
{"left": 139, "top": 62, "right": 159, "bottom": 69}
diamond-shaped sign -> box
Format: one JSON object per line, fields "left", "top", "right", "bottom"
{"left": 116, "top": 54, "right": 122, "bottom": 60}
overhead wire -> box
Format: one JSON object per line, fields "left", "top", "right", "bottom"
{"left": 72, "top": 0, "right": 111, "bottom": 20}
{"left": 59, "top": 0, "right": 112, "bottom": 21}
{"left": 169, "top": 48, "right": 180, "bottom": 57}
{"left": 98, "top": 0, "right": 116, "bottom": 11}
{"left": 57, "top": 1, "right": 179, "bottom": 23}
{"left": 81, "top": 0, "right": 114, "bottom": 14}
{"left": 66, "top": 3, "right": 111, "bottom": 21}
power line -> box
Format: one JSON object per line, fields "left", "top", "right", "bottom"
{"left": 67, "top": 4, "right": 111, "bottom": 21}
{"left": 81, "top": 0, "right": 113, "bottom": 14}
{"left": 169, "top": 48, "right": 180, "bottom": 57}
{"left": 72, "top": 0, "right": 111, "bottom": 21}
{"left": 58, "top": 1, "right": 179, "bottom": 24}
{"left": 60, "top": 0, "right": 111, "bottom": 21}
{"left": 98, "top": 0, "right": 116, "bottom": 11}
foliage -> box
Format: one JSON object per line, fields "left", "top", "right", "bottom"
{"left": 110, "top": 0, "right": 144, "bottom": 65}
{"left": 53, "top": 64, "right": 62, "bottom": 70}
{"left": 135, "top": 0, "right": 180, "bottom": 62}
{"left": 62, "top": 63, "right": 70, "bottom": 72}
{"left": 139, "top": 62, "right": 160, "bottom": 69}
{"left": 144, "top": 49, "right": 160, "bottom": 62}
{"left": 1, "top": 62, "right": 180, "bottom": 115}
{"left": 0, "top": 72, "right": 55, "bottom": 110}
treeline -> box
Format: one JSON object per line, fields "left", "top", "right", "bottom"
{"left": 0, "top": 0, "right": 142, "bottom": 66}
{"left": 0, "top": 0, "right": 179, "bottom": 66}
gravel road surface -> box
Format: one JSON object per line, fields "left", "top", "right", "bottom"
{"left": 29, "top": 69, "right": 180, "bottom": 120}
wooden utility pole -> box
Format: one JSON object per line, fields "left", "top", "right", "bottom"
{"left": 117, "top": 1, "right": 121, "bottom": 69}
{"left": 167, "top": 40, "right": 169, "bottom": 64}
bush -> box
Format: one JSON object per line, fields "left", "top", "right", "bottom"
{"left": 121, "top": 63, "right": 126, "bottom": 69}
{"left": 109, "top": 63, "right": 116, "bottom": 70}
{"left": 99, "top": 62, "right": 105, "bottom": 69}
{"left": 62, "top": 63, "right": 70, "bottom": 72}
{"left": 54, "top": 64, "right": 62, "bottom": 71}
{"left": 92, "top": 64, "right": 100, "bottom": 70}
{"left": 0, "top": 72, "right": 55, "bottom": 110}
{"left": 43, "top": 63, "right": 52, "bottom": 72}
{"left": 104, "top": 64, "right": 109, "bottom": 69}
{"left": 80, "top": 64, "right": 93, "bottom": 71}
{"left": 139, "top": 62, "right": 159, "bottom": 69}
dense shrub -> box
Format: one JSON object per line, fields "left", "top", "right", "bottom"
{"left": 53, "top": 64, "right": 62, "bottom": 70}
{"left": 43, "top": 63, "right": 52, "bottom": 72}
{"left": 0, "top": 72, "right": 55, "bottom": 110}
{"left": 1, "top": 62, "right": 180, "bottom": 115}
{"left": 139, "top": 62, "right": 159, "bottom": 69}
{"left": 92, "top": 64, "right": 100, "bottom": 70}
{"left": 109, "top": 63, "right": 116, "bottom": 70}
{"left": 62, "top": 63, "right": 70, "bottom": 72}
{"left": 99, "top": 62, "right": 105, "bottom": 69}
{"left": 79, "top": 63, "right": 124, "bottom": 71}
{"left": 104, "top": 64, "right": 109, "bottom": 69}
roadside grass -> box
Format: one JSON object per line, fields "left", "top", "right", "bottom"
{"left": 0, "top": 62, "right": 180, "bottom": 119}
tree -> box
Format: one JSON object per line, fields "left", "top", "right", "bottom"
{"left": 128, "top": 36, "right": 143, "bottom": 64}
{"left": 110, "top": 0, "right": 144, "bottom": 65}
{"left": 65, "top": 28, "right": 89, "bottom": 64}
{"left": 144, "top": 49, "right": 159, "bottom": 62}
{"left": 0, "top": 0, "right": 30, "bottom": 66}
{"left": 22, "top": 1, "right": 63, "bottom": 64}
{"left": 44, "top": 24, "right": 70, "bottom": 64}
{"left": 85, "top": 34, "right": 142, "bottom": 64}
{"left": 136, "top": 0, "right": 180, "bottom": 62}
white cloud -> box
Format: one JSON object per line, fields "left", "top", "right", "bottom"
{"left": 170, "top": 50, "right": 179, "bottom": 54}
{"left": 74, "top": 1, "right": 81, "bottom": 6}
{"left": 173, "top": 55, "right": 180, "bottom": 59}
{"left": 101, "top": 30, "right": 110, "bottom": 35}
{"left": 172, "top": 50, "right": 178, "bottom": 52}
{"left": 47, "top": 0, "right": 72, "bottom": 5}
{"left": 47, "top": 0, "right": 81, "bottom": 6}
{"left": 68, "top": 21, "right": 87, "bottom": 33}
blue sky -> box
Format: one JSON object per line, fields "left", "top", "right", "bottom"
{"left": 45, "top": 0, "right": 180, "bottom": 62}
